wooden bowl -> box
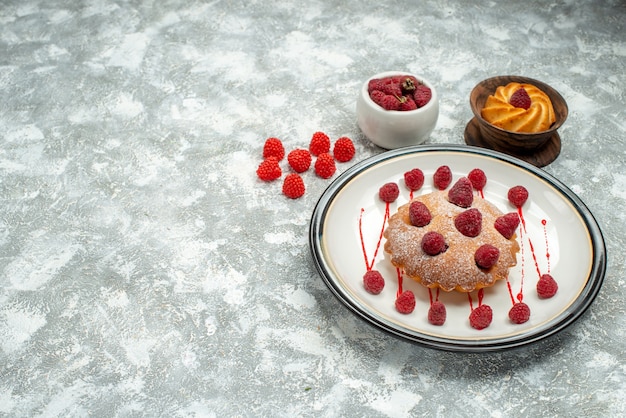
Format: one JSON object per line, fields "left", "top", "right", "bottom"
{"left": 469, "top": 76, "right": 568, "bottom": 154}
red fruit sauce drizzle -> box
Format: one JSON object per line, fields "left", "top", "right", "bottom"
{"left": 428, "top": 287, "right": 441, "bottom": 305}
{"left": 358, "top": 205, "right": 390, "bottom": 272}
{"left": 467, "top": 288, "right": 486, "bottom": 311}
{"left": 396, "top": 268, "right": 404, "bottom": 298}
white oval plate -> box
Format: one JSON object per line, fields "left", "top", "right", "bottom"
{"left": 309, "top": 145, "right": 606, "bottom": 352}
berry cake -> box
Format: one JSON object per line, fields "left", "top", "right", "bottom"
{"left": 383, "top": 181, "right": 520, "bottom": 293}
{"left": 481, "top": 82, "right": 556, "bottom": 133}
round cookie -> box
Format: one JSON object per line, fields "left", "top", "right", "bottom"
{"left": 383, "top": 190, "right": 520, "bottom": 292}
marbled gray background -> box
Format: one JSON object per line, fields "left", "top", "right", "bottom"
{"left": 0, "top": 0, "right": 624, "bottom": 417}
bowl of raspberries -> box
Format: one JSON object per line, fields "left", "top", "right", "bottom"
{"left": 356, "top": 71, "right": 438, "bottom": 149}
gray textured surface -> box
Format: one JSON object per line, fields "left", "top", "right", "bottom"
{"left": 1, "top": 0, "right": 625, "bottom": 417}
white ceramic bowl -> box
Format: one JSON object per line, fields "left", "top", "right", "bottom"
{"left": 356, "top": 71, "right": 439, "bottom": 149}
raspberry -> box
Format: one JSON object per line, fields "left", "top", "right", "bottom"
{"left": 368, "top": 78, "right": 385, "bottom": 94}
{"left": 381, "top": 81, "right": 402, "bottom": 97}
{"left": 469, "top": 304, "right": 493, "bottom": 330}
{"left": 454, "top": 208, "right": 482, "bottom": 237}
{"left": 256, "top": 157, "right": 282, "bottom": 182}
{"left": 314, "top": 153, "right": 336, "bottom": 179}
{"left": 332, "top": 137, "right": 355, "bottom": 162}
{"left": 494, "top": 212, "right": 520, "bottom": 239}
{"left": 309, "top": 131, "right": 331, "bottom": 156}
{"left": 509, "top": 302, "right": 531, "bottom": 324}
{"left": 509, "top": 87, "right": 531, "bottom": 110}
{"left": 262, "top": 137, "right": 285, "bottom": 161}
{"left": 428, "top": 301, "right": 447, "bottom": 326}
{"left": 404, "top": 168, "right": 425, "bottom": 191}
{"left": 421, "top": 231, "right": 447, "bottom": 256}
{"left": 282, "top": 173, "right": 305, "bottom": 199}
{"left": 508, "top": 185, "right": 529, "bottom": 208}
{"left": 287, "top": 149, "right": 312, "bottom": 173}
{"left": 373, "top": 92, "right": 400, "bottom": 111}
{"left": 468, "top": 168, "right": 487, "bottom": 191}
{"left": 447, "top": 177, "right": 474, "bottom": 208}
{"left": 363, "top": 270, "right": 385, "bottom": 295}
{"left": 433, "top": 165, "right": 452, "bottom": 190}
{"left": 409, "top": 201, "right": 432, "bottom": 227}
{"left": 378, "top": 182, "right": 400, "bottom": 203}
{"left": 474, "top": 244, "right": 500, "bottom": 269}
{"left": 398, "top": 96, "right": 417, "bottom": 111}
{"left": 537, "top": 274, "right": 558, "bottom": 298}
{"left": 413, "top": 84, "right": 432, "bottom": 108}
{"left": 395, "top": 290, "right": 416, "bottom": 314}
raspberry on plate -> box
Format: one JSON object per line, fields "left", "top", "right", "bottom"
{"left": 363, "top": 270, "right": 385, "bottom": 294}
{"left": 378, "top": 182, "right": 400, "bottom": 203}
{"left": 262, "top": 137, "right": 285, "bottom": 161}
{"left": 509, "top": 302, "right": 531, "bottom": 324}
{"left": 469, "top": 304, "right": 493, "bottom": 330}
{"left": 428, "top": 301, "right": 447, "bottom": 326}
{"left": 256, "top": 157, "right": 282, "bottom": 182}
{"left": 433, "top": 165, "right": 452, "bottom": 190}
{"left": 467, "top": 168, "right": 487, "bottom": 191}
{"left": 314, "top": 153, "right": 336, "bottom": 179}
{"left": 282, "top": 173, "right": 305, "bottom": 199}
{"left": 537, "top": 273, "right": 558, "bottom": 298}
{"left": 287, "top": 148, "right": 312, "bottom": 173}
{"left": 309, "top": 131, "right": 331, "bottom": 156}
{"left": 332, "top": 137, "right": 355, "bottom": 162}
{"left": 404, "top": 168, "right": 425, "bottom": 191}
{"left": 395, "top": 290, "right": 416, "bottom": 314}
{"left": 508, "top": 185, "right": 529, "bottom": 208}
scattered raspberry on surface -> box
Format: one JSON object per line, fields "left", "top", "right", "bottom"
{"left": 395, "top": 290, "right": 416, "bottom": 314}
{"left": 454, "top": 208, "right": 483, "bottom": 237}
{"left": 262, "top": 137, "right": 285, "bottom": 161}
{"left": 509, "top": 87, "right": 531, "bottom": 110}
{"left": 363, "top": 270, "right": 385, "bottom": 294}
{"left": 421, "top": 231, "right": 447, "bottom": 256}
{"left": 494, "top": 212, "right": 520, "bottom": 239}
{"left": 314, "top": 153, "right": 336, "bottom": 179}
{"left": 404, "top": 168, "right": 425, "bottom": 191}
{"left": 398, "top": 96, "right": 417, "bottom": 111}
{"left": 309, "top": 131, "right": 331, "bottom": 156}
{"left": 409, "top": 201, "right": 432, "bottom": 227}
{"left": 282, "top": 173, "right": 305, "bottom": 199}
{"left": 474, "top": 244, "right": 500, "bottom": 269}
{"left": 378, "top": 182, "right": 400, "bottom": 203}
{"left": 413, "top": 84, "right": 432, "bottom": 108}
{"left": 256, "top": 157, "right": 282, "bottom": 182}
{"left": 509, "top": 302, "right": 531, "bottom": 324}
{"left": 287, "top": 148, "right": 312, "bottom": 173}
{"left": 468, "top": 168, "right": 487, "bottom": 191}
{"left": 508, "top": 185, "right": 529, "bottom": 208}
{"left": 428, "top": 301, "right": 447, "bottom": 326}
{"left": 433, "top": 165, "right": 452, "bottom": 190}
{"left": 448, "top": 177, "right": 474, "bottom": 208}
{"left": 537, "top": 274, "right": 558, "bottom": 298}
{"left": 469, "top": 304, "right": 493, "bottom": 330}
{"left": 332, "top": 137, "right": 355, "bottom": 162}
